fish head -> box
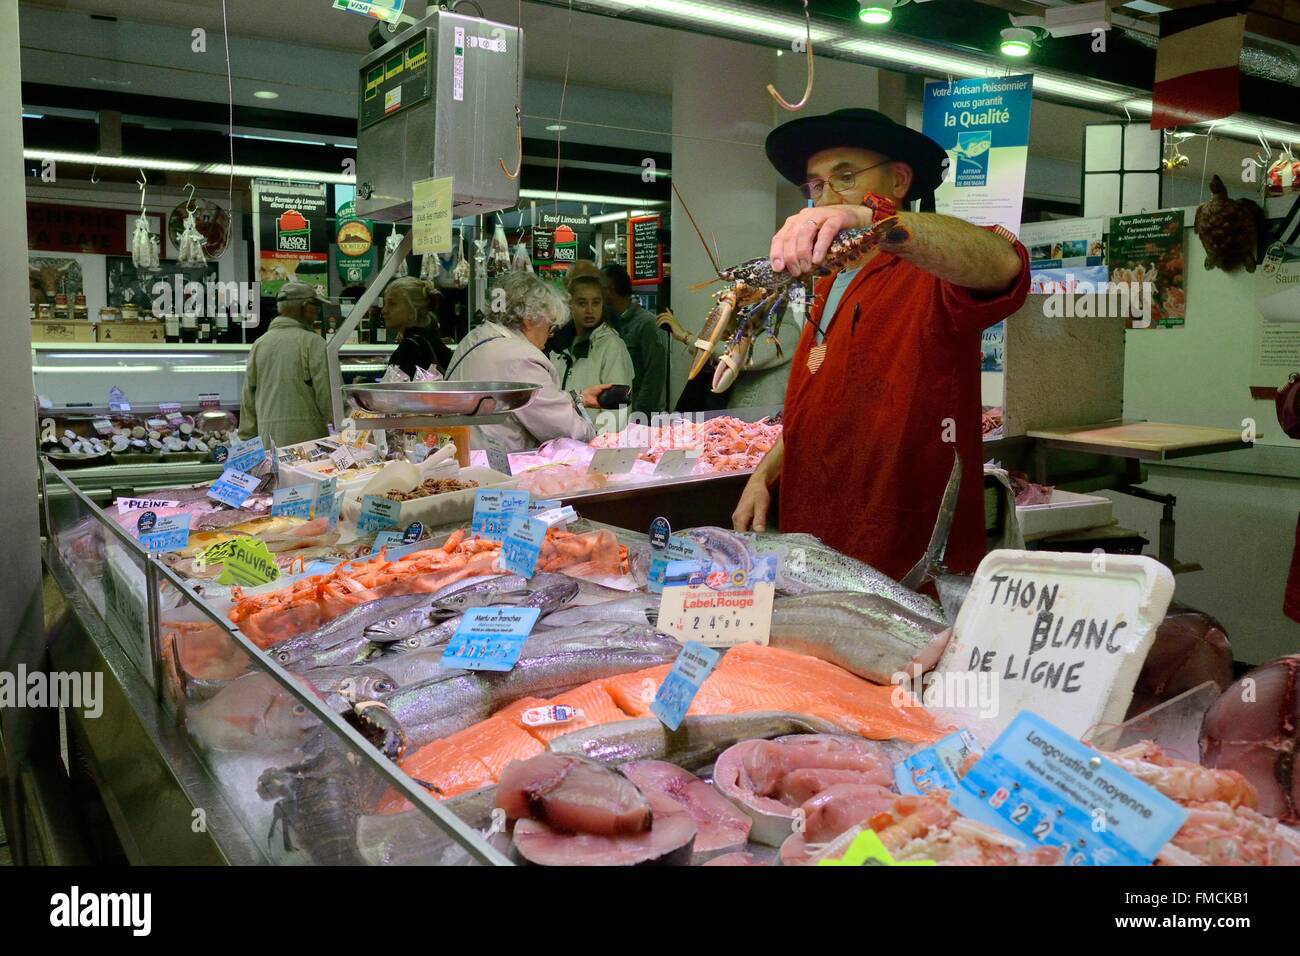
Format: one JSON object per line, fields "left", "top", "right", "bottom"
{"left": 364, "top": 608, "right": 433, "bottom": 642}
{"left": 338, "top": 669, "right": 399, "bottom": 702}
{"left": 264, "top": 694, "right": 320, "bottom": 745}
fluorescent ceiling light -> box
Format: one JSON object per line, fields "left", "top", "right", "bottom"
{"left": 588, "top": 208, "right": 656, "bottom": 224}
{"left": 519, "top": 189, "right": 665, "bottom": 205}
{"left": 252, "top": 90, "right": 279, "bottom": 100}
{"left": 545, "top": 124, "right": 567, "bottom": 132}
{"left": 233, "top": 133, "right": 328, "bottom": 146}
{"left": 22, "top": 149, "right": 356, "bottom": 184}
{"left": 22, "top": 112, "right": 43, "bottom": 119}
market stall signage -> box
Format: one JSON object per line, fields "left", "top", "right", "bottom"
{"left": 650, "top": 640, "right": 721, "bottom": 731}
{"left": 551, "top": 224, "right": 577, "bottom": 264}
{"left": 412, "top": 176, "right": 454, "bottom": 255}
{"left": 138, "top": 514, "right": 191, "bottom": 554}
{"left": 948, "top": 712, "right": 1187, "bottom": 866}
{"left": 628, "top": 214, "right": 662, "bottom": 286}
{"left": 1107, "top": 210, "right": 1186, "bottom": 329}
{"left": 27, "top": 202, "right": 161, "bottom": 256}
{"left": 647, "top": 534, "right": 705, "bottom": 594}
{"left": 357, "top": 494, "right": 402, "bottom": 533}
{"left": 226, "top": 436, "right": 266, "bottom": 473}
{"left": 441, "top": 606, "right": 542, "bottom": 672}
{"left": 216, "top": 537, "right": 282, "bottom": 587}
{"left": 207, "top": 468, "right": 261, "bottom": 508}
{"left": 402, "top": 521, "right": 424, "bottom": 543}
{"left": 314, "top": 477, "right": 339, "bottom": 522}
{"left": 471, "top": 489, "right": 530, "bottom": 541}
{"left": 253, "top": 180, "right": 330, "bottom": 300}
{"left": 894, "top": 729, "right": 984, "bottom": 797}
{"left": 657, "top": 553, "right": 778, "bottom": 648}
{"left": 500, "top": 515, "right": 548, "bottom": 578}
{"left": 371, "top": 530, "right": 406, "bottom": 554}
{"left": 117, "top": 497, "right": 180, "bottom": 514}
{"left": 588, "top": 447, "right": 644, "bottom": 475}
{"left": 931, "top": 550, "right": 1175, "bottom": 738}
{"left": 199, "top": 393, "right": 221, "bottom": 409}
{"left": 531, "top": 229, "right": 553, "bottom": 264}
{"left": 272, "top": 484, "right": 315, "bottom": 519}
{"left": 654, "top": 449, "right": 701, "bottom": 477}
{"left": 335, "top": 199, "right": 377, "bottom": 288}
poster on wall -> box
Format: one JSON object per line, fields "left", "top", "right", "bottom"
{"left": 28, "top": 255, "right": 85, "bottom": 306}
{"left": 1107, "top": 210, "right": 1186, "bottom": 329}
{"left": 921, "top": 73, "right": 1034, "bottom": 236}
{"left": 106, "top": 257, "right": 219, "bottom": 312}
{"left": 628, "top": 214, "right": 662, "bottom": 286}
{"left": 334, "top": 199, "right": 376, "bottom": 291}
{"left": 27, "top": 202, "right": 162, "bottom": 257}
{"left": 253, "top": 179, "right": 330, "bottom": 298}
{"left": 1250, "top": 239, "right": 1300, "bottom": 388}
{"left": 1020, "top": 218, "right": 1108, "bottom": 293}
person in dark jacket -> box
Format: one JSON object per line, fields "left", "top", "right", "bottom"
{"left": 601, "top": 263, "right": 668, "bottom": 416}
{"left": 383, "top": 277, "right": 452, "bottom": 376}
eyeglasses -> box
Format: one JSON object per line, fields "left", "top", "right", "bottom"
{"left": 801, "top": 159, "right": 891, "bottom": 201}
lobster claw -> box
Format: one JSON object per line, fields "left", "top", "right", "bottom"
{"left": 688, "top": 290, "right": 738, "bottom": 381}
{"left": 712, "top": 337, "right": 753, "bottom": 393}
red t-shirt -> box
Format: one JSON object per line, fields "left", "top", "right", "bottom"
{"left": 780, "top": 229, "right": 1030, "bottom": 581}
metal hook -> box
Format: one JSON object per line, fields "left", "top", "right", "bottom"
{"left": 183, "top": 183, "right": 197, "bottom": 214}
{"left": 1122, "top": 104, "right": 1132, "bottom": 124}
{"left": 767, "top": 0, "right": 814, "bottom": 111}
{"left": 136, "top": 169, "right": 149, "bottom": 214}
{"left": 498, "top": 110, "right": 523, "bottom": 180}
{"left": 89, "top": 165, "right": 100, "bottom": 185}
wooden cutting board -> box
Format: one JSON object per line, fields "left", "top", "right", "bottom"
{"left": 1025, "top": 421, "right": 1251, "bottom": 455}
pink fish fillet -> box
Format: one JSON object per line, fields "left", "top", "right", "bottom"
{"left": 496, "top": 754, "right": 652, "bottom": 836}
{"left": 620, "top": 760, "right": 752, "bottom": 854}
{"left": 511, "top": 812, "right": 697, "bottom": 866}
{"left": 702, "top": 852, "right": 772, "bottom": 866}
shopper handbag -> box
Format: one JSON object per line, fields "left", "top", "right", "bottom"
{"left": 1276, "top": 372, "right": 1300, "bottom": 440}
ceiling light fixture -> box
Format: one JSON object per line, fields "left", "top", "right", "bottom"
{"left": 21, "top": 149, "right": 355, "bottom": 183}
{"left": 1000, "top": 27, "right": 1036, "bottom": 57}
{"left": 545, "top": 124, "right": 567, "bottom": 132}
{"left": 519, "top": 188, "right": 667, "bottom": 205}
{"left": 859, "top": 1, "right": 897, "bottom": 25}
{"left": 252, "top": 90, "right": 279, "bottom": 100}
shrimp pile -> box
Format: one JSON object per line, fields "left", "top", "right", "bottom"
{"left": 865, "top": 793, "right": 1063, "bottom": 866}
{"left": 227, "top": 527, "right": 630, "bottom": 648}
{"left": 1107, "top": 741, "right": 1300, "bottom": 866}
{"left": 589, "top": 416, "right": 782, "bottom": 474}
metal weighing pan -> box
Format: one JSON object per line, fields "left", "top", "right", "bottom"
{"left": 343, "top": 381, "right": 541, "bottom": 417}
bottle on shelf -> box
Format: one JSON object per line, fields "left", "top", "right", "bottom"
{"left": 373, "top": 310, "right": 387, "bottom": 344}
{"left": 197, "top": 314, "right": 212, "bottom": 344}
{"left": 214, "top": 309, "right": 229, "bottom": 344}
{"left": 164, "top": 313, "right": 180, "bottom": 343}
{"left": 180, "top": 312, "right": 198, "bottom": 344}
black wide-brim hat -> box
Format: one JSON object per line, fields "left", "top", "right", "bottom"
{"left": 765, "top": 108, "right": 948, "bottom": 203}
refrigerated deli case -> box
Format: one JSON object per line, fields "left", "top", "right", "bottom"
{"left": 41, "top": 462, "right": 510, "bottom": 865}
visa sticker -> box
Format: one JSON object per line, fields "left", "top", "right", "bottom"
{"left": 357, "top": 495, "right": 402, "bottom": 533}
{"left": 948, "top": 711, "right": 1188, "bottom": 866}
{"left": 207, "top": 468, "right": 261, "bottom": 507}
{"left": 650, "top": 640, "right": 720, "bottom": 731}
{"left": 470, "top": 489, "right": 530, "bottom": 541}
{"left": 500, "top": 515, "right": 547, "bottom": 578}
{"left": 138, "top": 514, "right": 191, "bottom": 554}
{"left": 272, "top": 483, "right": 315, "bottom": 518}
{"left": 440, "top": 606, "right": 542, "bottom": 672}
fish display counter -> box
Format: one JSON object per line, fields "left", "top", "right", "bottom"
{"left": 38, "top": 456, "right": 1300, "bottom": 867}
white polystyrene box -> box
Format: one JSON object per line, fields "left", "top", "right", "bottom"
{"left": 932, "top": 549, "right": 1174, "bottom": 739}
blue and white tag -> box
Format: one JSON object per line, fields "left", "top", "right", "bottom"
{"left": 470, "top": 489, "right": 530, "bottom": 541}
{"left": 357, "top": 495, "right": 402, "bottom": 533}
{"left": 272, "top": 483, "right": 315, "bottom": 518}
{"left": 314, "top": 477, "right": 338, "bottom": 522}
{"left": 139, "top": 513, "right": 191, "bottom": 554}
{"left": 528, "top": 498, "right": 561, "bottom": 516}
{"left": 650, "top": 640, "right": 721, "bottom": 731}
{"left": 226, "top": 435, "right": 267, "bottom": 473}
{"left": 948, "top": 712, "right": 1188, "bottom": 866}
{"left": 402, "top": 522, "right": 424, "bottom": 544}
{"left": 370, "top": 530, "right": 406, "bottom": 554}
{"left": 500, "top": 515, "right": 548, "bottom": 578}
{"left": 648, "top": 535, "right": 708, "bottom": 594}
{"left": 207, "top": 468, "right": 261, "bottom": 507}
{"left": 441, "top": 606, "right": 543, "bottom": 672}
{"left": 895, "top": 730, "right": 984, "bottom": 797}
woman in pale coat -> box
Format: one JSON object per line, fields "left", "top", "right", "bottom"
{"left": 446, "top": 272, "right": 612, "bottom": 453}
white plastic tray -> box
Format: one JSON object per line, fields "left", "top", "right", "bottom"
{"left": 1017, "top": 488, "right": 1114, "bottom": 540}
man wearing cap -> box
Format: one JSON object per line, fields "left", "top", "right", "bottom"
{"left": 731, "top": 109, "right": 1030, "bottom": 581}
{"left": 238, "top": 282, "right": 335, "bottom": 447}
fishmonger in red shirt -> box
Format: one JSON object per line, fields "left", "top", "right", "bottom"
{"left": 732, "top": 109, "right": 1031, "bottom": 580}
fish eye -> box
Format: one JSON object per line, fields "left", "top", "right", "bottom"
{"left": 405, "top": 638, "right": 419, "bottom": 648}
{"left": 277, "top": 651, "right": 290, "bottom": 663}
{"left": 377, "top": 680, "right": 395, "bottom": 693}
{"left": 292, "top": 704, "right": 307, "bottom": 716}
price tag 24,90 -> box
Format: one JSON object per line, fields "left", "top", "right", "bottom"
{"left": 440, "top": 606, "right": 542, "bottom": 672}
{"left": 650, "top": 640, "right": 721, "bottom": 731}
{"left": 470, "top": 489, "right": 530, "bottom": 541}
{"left": 207, "top": 468, "right": 261, "bottom": 507}
{"left": 272, "top": 483, "right": 315, "bottom": 518}
{"left": 657, "top": 553, "right": 778, "bottom": 648}
{"left": 357, "top": 495, "right": 402, "bottom": 533}
{"left": 500, "top": 515, "right": 548, "bottom": 578}
{"left": 138, "top": 513, "right": 191, "bottom": 554}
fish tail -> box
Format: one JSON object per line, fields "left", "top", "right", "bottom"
{"left": 900, "top": 448, "right": 961, "bottom": 591}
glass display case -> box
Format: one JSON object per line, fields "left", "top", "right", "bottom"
{"left": 41, "top": 461, "right": 508, "bottom": 866}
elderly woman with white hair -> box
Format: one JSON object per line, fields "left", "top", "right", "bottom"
{"left": 446, "top": 272, "right": 613, "bottom": 452}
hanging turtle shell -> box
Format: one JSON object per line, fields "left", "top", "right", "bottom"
{"left": 1194, "top": 174, "right": 1266, "bottom": 273}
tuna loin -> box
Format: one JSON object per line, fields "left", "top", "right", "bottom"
{"left": 511, "top": 812, "right": 697, "bottom": 866}
{"left": 620, "top": 760, "right": 751, "bottom": 854}
{"left": 496, "top": 753, "right": 653, "bottom": 836}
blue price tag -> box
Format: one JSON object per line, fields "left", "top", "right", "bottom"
{"left": 357, "top": 494, "right": 402, "bottom": 533}
{"left": 403, "top": 522, "right": 424, "bottom": 543}
{"left": 650, "top": 640, "right": 721, "bottom": 731}
{"left": 207, "top": 468, "right": 261, "bottom": 507}
{"left": 314, "top": 477, "right": 338, "bottom": 522}
{"left": 649, "top": 536, "right": 708, "bottom": 594}
{"left": 948, "top": 712, "right": 1187, "bottom": 866}
{"left": 139, "top": 514, "right": 191, "bottom": 554}
{"left": 895, "top": 730, "right": 984, "bottom": 796}
{"left": 500, "top": 515, "right": 547, "bottom": 578}
{"left": 441, "top": 606, "right": 542, "bottom": 672}
{"left": 272, "top": 483, "right": 315, "bottom": 518}
{"left": 227, "top": 436, "right": 266, "bottom": 473}
{"left": 470, "top": 489, "right": 530, "bottom": 541}
{"left": 371, "top": 530, "right": 405, "bottom": 554}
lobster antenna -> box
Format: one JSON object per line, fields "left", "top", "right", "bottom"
{"left": 671, "top": 180, "right": 722, "bottom": 277}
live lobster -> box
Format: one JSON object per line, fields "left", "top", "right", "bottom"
{"left": 688, "top": 193, "right": 910, "bottom": 393}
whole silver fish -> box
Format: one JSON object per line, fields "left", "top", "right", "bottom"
{"left": 366, "top": 575, "right": 578, "bottom": 642}
{"left": 379, "top": 616, "right": 464, "bottom": 654}
{"left": 737, "top": 531, "right": 946, "bottom": 625}
{"left": 379, "top": 625, "right": 681, "bottom": 748}
{"left": 547, "top": 711, "right": 842, "bottom": 770}
{"left": 541, "top": 593, "right": 660, "bottom": 629}
{"left": 301, "top": 665, "right": 400, "bottom": 711}
{"left": 269, "top": 593, "right": 434, "bottom": 669}
{"left": 365, "top": 648, "right": 453, "bottom": 687}
{"left": 769, "top": 591, "right": 951, "bottom": 684}
{"left": 429, "top": 574, "right": 533, "bottom": 614}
